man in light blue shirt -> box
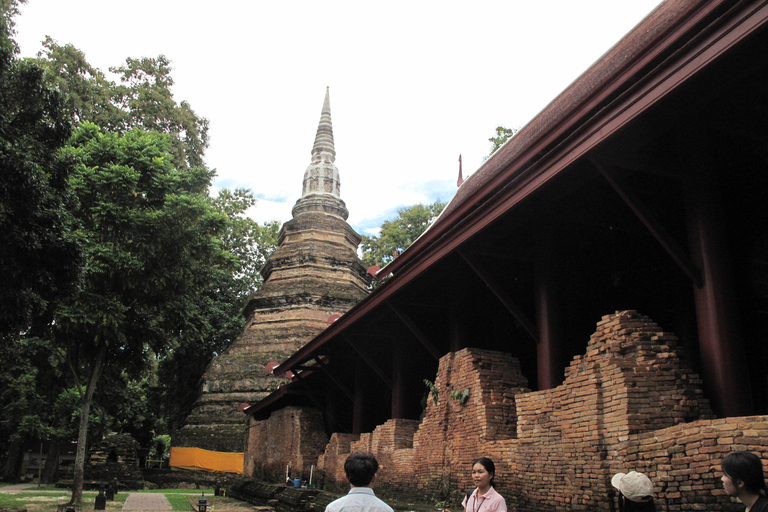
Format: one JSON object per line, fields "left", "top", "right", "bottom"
{"left": 325, "top": 452, "right": 394, "bottom": 512}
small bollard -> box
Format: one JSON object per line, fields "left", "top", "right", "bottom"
{"left": 112, "top": 478, "right": 119, "bottom": 495}
{"left": 94, "top": 487, "right": 107, "bottom": 510}
{"left": 214, "top": 481, "right": 221, "bottom": 496}
{"left": 105, "top": 484, "right": 115, "bottom": 501}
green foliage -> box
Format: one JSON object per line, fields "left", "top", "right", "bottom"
{"left": 37, "top": 40, "right": 209, "bottom": 169}
{"left": 361, "top": 200, "right": 446, "bottom": 269}
{"left": 156, "top": 188, "right": 279, "bottom": 434}
{"left": 0, "top": 15, "right": 81, "bottom": 337}
{"left": 449, "top": 388, "right": 470, "bottom": 406}
{"left": 485, "top": 125, "right": 518, "bottom": 160}
{"left": 2, "top": 14, "right": 278, "bottom": 498}
{"left": 0, "top": 337, "right": 66, "bottom": 442}
{"left": 50, "top": 122, "right": 229, "bottom": 504}
{"left": 54, "top": 122, "right": 228, "bottom": 363}
{"left": 0, "top": 0, "right": 24, "bottom": 41}
{"left": 36, "top": 37, "right": 121, "bottom": 129}
{"left": 110, "top": 55, "right": 209, "bottom": 169}
{"left": 423, "top": 379, "right": 438, "bottom": 405}
{"left": 150, "top": 434, "right": 171, "bottom": 460}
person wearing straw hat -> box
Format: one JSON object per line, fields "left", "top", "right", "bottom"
{"left": 611, "top": 471, "right": 656, "bottom": 511}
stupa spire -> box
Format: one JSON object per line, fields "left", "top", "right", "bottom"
{"left": 311, "top": 87, "right": 336, "bottom": 161}
{"left": 293, "top": 87, "right": 348, "bottom": 219}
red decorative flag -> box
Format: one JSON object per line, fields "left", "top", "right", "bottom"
{"left": 457, "top": 154, "right": 464, "bottom": 186}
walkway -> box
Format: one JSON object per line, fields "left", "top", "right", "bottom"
{"left": 0, "top": 483, "right": 38, "bottom": 492}
{"left": 122, "top": 492, "right": 172, "bottom": 510}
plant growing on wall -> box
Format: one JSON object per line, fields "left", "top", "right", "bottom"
{"left": 450, "top": 388, "right": 470, "bottom": 406}
{"left": 423, "top": 379, "right": 439, "bottom": 405}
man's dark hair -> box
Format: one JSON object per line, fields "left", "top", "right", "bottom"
{"left": 723, "top": 451, "right": 767, "bottom": 494}
{"left": 344, "top": 452, "right": 379, "bottom": 487}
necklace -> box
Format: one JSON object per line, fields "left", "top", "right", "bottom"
{"left": 472, "top": 494, "right": 484, "bottom": 512}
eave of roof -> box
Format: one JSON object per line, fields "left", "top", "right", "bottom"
{"left": 378, "top": 0, "right": 736, "bottom": 278}
{"left": 257, "top": 0, "right": 768, "bottom": 413}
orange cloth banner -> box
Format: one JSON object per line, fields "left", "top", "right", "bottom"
{"left": 169, "top": 447, "right": 244, "bottom": 474}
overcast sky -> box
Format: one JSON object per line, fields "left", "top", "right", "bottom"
{"left": 15, "top": 0, "right": 662, "bottom": 236}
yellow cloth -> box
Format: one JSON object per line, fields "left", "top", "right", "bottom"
{"left": 169, "top": 447, "right": 244, "bottom": 474}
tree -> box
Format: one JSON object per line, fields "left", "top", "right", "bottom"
{"left": 485, "top": 125, "right": 518, "bottom": 160}
{"left": 37, "top": 39, "right": 209, "bottom": 169}
{"left": 54, "top": 123, "right": 230, "bottom": 504}
{"left": 157, "top": 189, "right": 279, "bottom": 435}
{"left": 361, "top": 200, "right": 446, "bottom": 269}
{"left": 35, "top": 36, "right": 120, "bottom": 128}
{"left": 0, "top": 3, "right": 81, "bottom": 338}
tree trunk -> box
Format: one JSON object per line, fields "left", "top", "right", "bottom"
{"left": 2, "top": 437, "right": 25, "bottom": 482}
{"left": 42, "top": 441, "right": 61, "bottom": 484}
{"left": 70, "top": 343, "right": 106, "bottom": 505}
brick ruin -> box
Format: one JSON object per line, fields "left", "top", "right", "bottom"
{"left": 82, "top": 433, "right": 144, "bottom": 489}
{"left": 245, "top": 310, "right": 768, "bottom": 511}
{"left": 175, "top": 89, "right": 369, "bottom": 452}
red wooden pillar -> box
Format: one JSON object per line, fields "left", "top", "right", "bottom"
{"left": 391, "top": 338, "right": 406, "bottom": 418}
{"left": 686, "top": 175, "right": 752, "bottom": 417}
{"left": 448, "top": 290, "right": 463, "bottom": 352}
{"left": 352, "top": 358, "right": 365, "bottom": 434}
{"left": 535, "top": 251, "right": 562, "bottom": 390}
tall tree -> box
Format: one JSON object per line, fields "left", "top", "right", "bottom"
{"left": 37, "top": 39, "right": 209, "bottom": 169}
{"left": 0, "top": 1, "right": 81, "bottom": 339}
{"left": 361, "top": 200, "right": 446, "bottom": 269}
{"left": 54, "top": 123, "right": 229, "bottom": 504}
{"left": 157, "top": 189, "right": 280, "bottom": 435}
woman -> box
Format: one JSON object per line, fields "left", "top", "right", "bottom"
{"left": 459, "top": 457, "right": 507, "bottom": 512}
{"left": 721, "top": 451, "right": 768, "bottom": 512}
{"left": 611, "top": 471, "right": 656, "bottom": 512}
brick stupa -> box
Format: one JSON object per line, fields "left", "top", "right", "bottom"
{"left": 175, "top": 89, "right": 369, "bottom": 452}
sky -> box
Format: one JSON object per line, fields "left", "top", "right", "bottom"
{"left": 14, "top": 0, "right": 663, "bottom": 236}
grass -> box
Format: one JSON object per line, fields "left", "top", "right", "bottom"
{"left": 0, "top": 490, "right": 127, "bottom": 512}
{"left": 165, "top": 493, "right": 195, "bottom": 511}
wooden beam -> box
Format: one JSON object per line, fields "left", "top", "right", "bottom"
{"left": 590, "top": 157, "right": 703, "bottom": 288}
{"left": 313, "top": 356, "right": 355, "bottom": 403}
{"left": 458, "top": 249, "right": 540, "bottom": 343}
{"left": 340, "top": 334, "right": 392, "bottom": 389}
{"left": 291, "top": 371, "right": 350, "bottom": 434}
{"left": 594, "top": 153, "right": 691, "bottom": 182}
{"left": 386, "top": 302, "right": 442, "bottom": 361}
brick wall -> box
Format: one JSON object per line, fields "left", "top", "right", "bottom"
{"left": 249, "top": 311, "right": 768, "bottom": 511}
{"left": 244, "top": 406, "right": 328, "bottom": 483}
{"left": 509, "top": 310, "right": 715, "bottom": 511}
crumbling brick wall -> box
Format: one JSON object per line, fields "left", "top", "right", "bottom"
{"left": 251, "top": 311, "right": 767, "bottom": 511}
{"left": 316, "top": 432, "right": 359, "bottom": 490}
{"left": 510, "top": 310, "right": 715, "bottom": 511}
{"left": 614, "top": 416, "right": 768, "bottom": 511}
{"left": 244, "top": 406, "right": 328, "bottom": 482}
{"left": 409, "top": 348, "right": 531, "bottom": 497}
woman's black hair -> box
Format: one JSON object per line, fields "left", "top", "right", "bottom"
{"left": 473, "top": 457, "right": 496, "bottom": 487}
{"left": 722, "top": 451, "right": 767, "bottom": 495}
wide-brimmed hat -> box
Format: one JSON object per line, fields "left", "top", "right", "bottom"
{"left": 611, "top": 471, "right": 654, "bottom": 502}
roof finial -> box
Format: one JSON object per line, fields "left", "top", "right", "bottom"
{"left": 311, "top": 87, "right": 335, "bottom": 162}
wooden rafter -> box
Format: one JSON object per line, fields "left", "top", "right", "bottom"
{"left": 340, "top": 334, "right": 392, "bottom": 389}
{"left": 313, "top": 355, "right": 355, "bottom": 403}
{"left": 458, "top": 249, "right": 540, "bottom": 343}
{"left": 386, "top": 302, "right": 442, "bottom": 360}
{"left": 590, "top": 157, "right": 703, "bottom": 288}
